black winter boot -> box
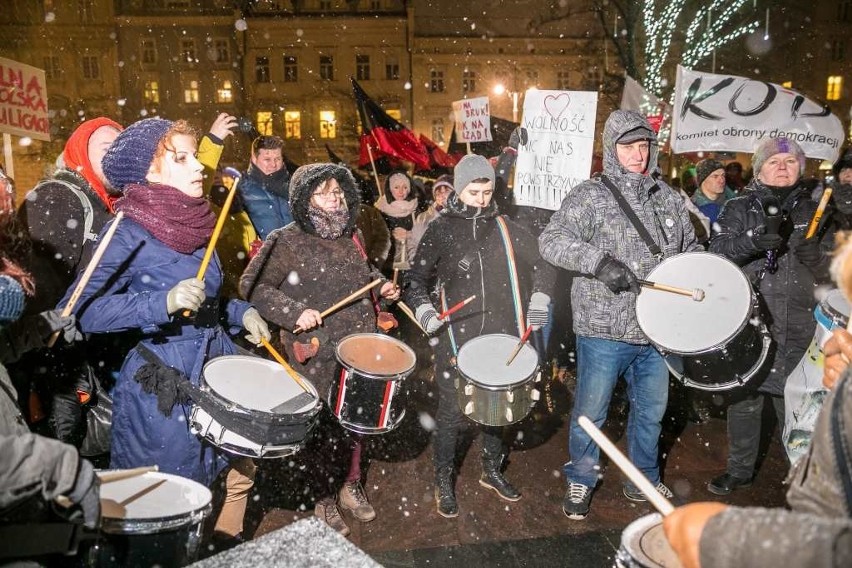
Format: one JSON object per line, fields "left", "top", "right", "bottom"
{"left": 479, "top": 453, "right": 521, "bottom": 502}
{"left": 435, "top": 466, "right": 459, "bottom": 518}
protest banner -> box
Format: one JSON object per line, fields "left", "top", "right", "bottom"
{"left": 671, "top": 65, "right": 844, "bottom": 162}
{"left": 513, "top": 90, "right": 597, "bottom": 211}
{"left": 452, "top": 96, "right": 492, "bottom": 143}
{"left": 0, "top": 56, "right": 50, "bottom": 142}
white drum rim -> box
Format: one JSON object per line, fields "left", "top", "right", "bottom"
{"left": 201, "top": 355, "right": 321, "bottom": 417}
{"left": 619, "top": 512, "right": 683, "bottom": 568}
{"left": 636, "top": 252, "right": 754, "bottom": 355}
{"left": 457, "top": 333, "right": 540, "bottom": 389}
{"left": 335, "top": 333, "right": 417, "bottom": 379}
{"left": 189, "top": 406, "right": 306, "bottom": 459}
{"left": 821, "top": 288, "right": 850, "bottom": 323}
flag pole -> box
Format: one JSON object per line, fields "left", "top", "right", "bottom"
{"left": 365, "top": 141, "right": 383, "bottom": 201}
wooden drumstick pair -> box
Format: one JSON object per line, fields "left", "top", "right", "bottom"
{"left": 55, "top": 465, "right": 160, "bottom": 508}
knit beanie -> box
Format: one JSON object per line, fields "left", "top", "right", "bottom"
{"left": 834, "top": 147, "right": 852, "bottom": 177}
{"left": 752, "top": 137, "right": 807, "bottom": 177}
{"left": 695, "top": 159, "right": 725, "bottom": 187}
{"left": 453, "top": 154, "right": 494, "bottom": 194}
{"left": 102, "top": 118, "right": 173, "bottom": 190}
{"left": 0, "top": 275, "right": 25, "bottom": 325}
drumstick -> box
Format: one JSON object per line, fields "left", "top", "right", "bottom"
{"left": 98, "top": 465, "right": 159, "bottom": 484}
{"left": 392, "top": 268, "right": 399, "bottom": 286}
{"left": 578, "top": 416, "right": 675, "bottom": 517}
{"left": 505, "top": 326, "right": 533, "bottom": 366}
{"left": 638, "top": 280, "right": 705, "bottom": 302}
{"left": 260, "top": 337, "right": 312, "bottom": 394}
{"left": 183, "top": 166, "right": 242, "bottom": 316}
{"left": 438, "top": 295, "right": 476, "bottom": 320}
{"left": 120, "top": 479, "right": 167, "bottom": 508}
{"left": 806, "top": 187, "right": 832, "bottom": 239}
{"left": 397, "top": 300, "right": 427, "bottom": 334}
{"left": 293, "top": 278, "right": 384, "bottom": 333}
{"left": 48, "top": 211, "right": 125, "bottom": 348}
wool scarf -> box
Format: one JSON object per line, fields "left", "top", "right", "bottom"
{"left": 308, "top": 204, "right": 350, "bottom": 240}
{"left": 116, "top": 184, "right": 216, "bottom": 253}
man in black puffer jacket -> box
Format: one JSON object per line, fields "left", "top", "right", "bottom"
{"left": 708, "top": 137, "right": 834, "bottom": 495}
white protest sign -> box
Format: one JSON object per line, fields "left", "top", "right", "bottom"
{"left": 452, "top": 96, "right": 492, "bottom": 143}
{"left": 513, "top": 90, "right": 597, "bottom": 211}
{"left": 0, "top": 56, "right": 50, "bottom": 141}
{"left": 671, "top": 65, "right": 844, "bottom": 162}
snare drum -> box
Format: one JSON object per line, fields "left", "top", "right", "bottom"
{"left": 190, "top": 355, "right": 321, "bottom": 459}
{"left": 783, "top": 288, "right": 849, "bottom": 462}
{"left": 636, "top": 252, "right": 771, "bottom": 391}
{"left": 329, "top": 333, "right": 416, "bottom": 434}
{"left": 456, "top": 334, "right": 541, "bottom": 427}
{"left": 88, "top": 471, "right": 211, "bottom": 567}
{"left": 615, "top": 513, "right": 683, "bottom": 568}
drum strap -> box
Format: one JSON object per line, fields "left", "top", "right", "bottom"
{"left": 495, "top": 217, "right": 526, "bottom": 337}
{"left": 600, "top": 176, "right": 663, "bottom": 260}
{"left": 830, "top": 373, "right": 852, "bottom": 515}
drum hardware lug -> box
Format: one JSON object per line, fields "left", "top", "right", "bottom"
{"left": 506, "top": 390, "right": 514, "bottom": 403}
{"left": 464, "top": 384, "right": 474, "bottom": 396}
{"left": 531, "top": 389, "right": 541, "bottom": 401}
{"left": 505, "top": 408, "right": 514, "bottom": 422}
{"left": 464, "top": 401, "right": 475, "bottom": 415}
{"left": 454, "top": 378, "right": 459, "bottom": 389}
{"left": 534, "top": 371, "right": 542, "bottom": 383}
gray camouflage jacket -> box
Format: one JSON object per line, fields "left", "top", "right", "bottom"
{"left": 539, "top": 110, "right": 699, "bottom": 343}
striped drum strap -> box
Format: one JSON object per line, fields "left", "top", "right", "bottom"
{"left": 495, "top": 216, "right": 526, "bottom": 337}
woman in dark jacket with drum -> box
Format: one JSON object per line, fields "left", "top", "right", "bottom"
{"left": 239, "top": 163, "right": 400, "bottom": 536}
{"left": 404, "top": 154, "right": 556, "bottom": 518}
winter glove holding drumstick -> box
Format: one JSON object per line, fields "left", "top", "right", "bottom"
{"left": 415, "top": 304, "right": 444, "bottom": 335}
{"left": 166, "top": 277, "right": 206, "bottom": 315}
{"left": 594, "top": 254, "right": 640, "bottom": 294}
{"left": 242, "top": 307, "right": 271, "bottom": 346}
{"left": 526, "top": 292, "right": 551, "bottom": 330}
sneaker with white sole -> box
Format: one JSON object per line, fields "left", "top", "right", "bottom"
{"left": 338, "top": 481, "right": 377, "bottom": 522}
{"left": 562, "top": 482, "right": 593, "bottom": 520}
{"left": 623, "top": 481, "right": 676, "bottom": 503}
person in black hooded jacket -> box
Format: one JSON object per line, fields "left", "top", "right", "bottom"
{"left": 404, "top": 154, "right": 556, "bottom": 518}
{"left": 708, "top": 137, "right": 834, "bottom": 496}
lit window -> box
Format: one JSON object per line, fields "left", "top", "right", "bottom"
{"left": 82, "top": 55, "right": 100, "bottom": 79}
{"left": 216, "top": 80, "right": 233, "bottom": 104}
{"left": 827, "top": 75, "right": 843, "bottom": 101}
{"left": 256, "top": 111, "right": 273, "bottom": 136}
{"left": 356, "top": 54, "right": 371, "bottom": 81}
{"left": 320, "top": 110, "right": 336, "bottom": 139}
{"left": 557, "top": 70, "right": 571, "bottom": 90}
{"left": 386, "top": 109, "right": 401, "bottom": 121}
{"left": 181, "top": 39, "right": 197, "bottom": 64}
{"left": 213, "top": 39, "right": 230, "bottom": 64}
{"left": 430, "top": 69, "right": 444, "bottom": 93}
{"left": 256, "top": 56, "right": 270, "bottom": 83}
{"left": 462, "top": 69, "right": 476, "bottom": 93}
{"left": 284, "top": 56, "right": 298, "bottom": 82}
{"left": 385, "top": 57, "right": 399, "bottom": 80}
{"left": 183, "top": 77, "right": 200, "bottom": 104}
{"left": 284, "top": 110, "right": 301, "bottom": 139}
{"left": 431, "top": 118, "right": 445, "bottom": 144}
{"left": 781, "top": 81, "right": 793, "bottom": 88}
{"left": 320, "top": 55, "right": 334, "bottom": 81}
{"left": 144, "top": 80, "right": 160, "bottom": 104}
{"left": 43, "top": 56, "right": 62, "bottom": 80}
{"left": 141, "top": 38, "right": 157, "bottom": 65}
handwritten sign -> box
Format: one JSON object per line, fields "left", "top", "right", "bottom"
{"left": 513, "top": 90, "right": 597, "bottom": 211}
{"left": 452, "top": 96, "right": 492, "bottom": 143}
{"left": 0, "top": 57, "right": 50, "bottom": 142}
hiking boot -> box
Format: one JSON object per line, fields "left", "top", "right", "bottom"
{"left": 480, "top": 454, "right": 521, "bottom": 502}
{"left": 338, "top": 481, "right": 376, "bottom": 522}
{"left": 315, "top": 500, "right": 350, "bottom": 536}
{"left": 435, "top": 466, "right": 459, "bottom": 518}
{"left": 562, "top": 482, "right": 593, "bottom": 520}
{"left": 623, "top": 482, "right": 677, "bottom": 504}
{"left": 707, "top": 473, "right": 753, "bottom": 496}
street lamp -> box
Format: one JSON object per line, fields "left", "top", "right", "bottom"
{"left": 492, "top": 83, "right": 520, "bottom": 123}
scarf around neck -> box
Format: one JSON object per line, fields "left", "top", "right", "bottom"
{"left": 248, "top": 164, "right": 290, "bottom": 198}
{"left": 376, "top": 195, "right": 418, "bottom": 219}
{"left": 308, "top": 204, "right": 350, "bottom": 240}
{"left": 116, "top": 184, "right": 216, "bottom": 253}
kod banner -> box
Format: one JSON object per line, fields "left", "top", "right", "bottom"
{"left": 513, "top": 90, "right": 597, "bottom": 211}
{"left": 452, "top": 96, "right": 492, "bottom": 143}
{"left": 671, "top": 65, "right": 844, "bottom": 163}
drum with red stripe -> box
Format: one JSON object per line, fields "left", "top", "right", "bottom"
{"left": 329, "top": 333, "right": 416, "bottom": 434}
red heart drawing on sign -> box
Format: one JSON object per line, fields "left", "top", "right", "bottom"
{"left": 543, "top": 93, "right": 571, "bottom": 120}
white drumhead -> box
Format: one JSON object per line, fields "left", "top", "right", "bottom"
{"left": 100, "top": 471, "right": 211, "bottom": 520}
{"left": 203, "top": 355, "right": 317, "bottom": 414}
{"left": 822, "top": 288, "right": 850, "bottom": 322}
{"left": 456, "top": 334, "right": 539, "bottom": 387}
{"left": 620, "top": 513, "right": 683, "bottom": 567}
{"left": 636, "top": 252, "right": 752, "bottom": 354}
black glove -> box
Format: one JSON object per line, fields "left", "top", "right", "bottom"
{"left": 794, "top": 237, "right": 823, "bottom": 267}
{"left": 67, "top": 458, "right": 100, "bottom": 529}
{"left": 751, "top": 232, "right": 784, "bottom": 252}
{"left": 834, "top": 183, "right": 852, "bottom": 215}
{"left": 508, "top": 127, "right": 528, "bottom": 150}
{"left": 35, "top": 310, "right": 83, "bottom": 344}
{"left": 594, "top": 255, "right": 640, "bottom": 294}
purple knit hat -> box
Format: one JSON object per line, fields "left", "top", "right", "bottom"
{"left": 102, "top": 118, "right": 173, "bottom": 190}
{"left": 752, "top": 137, "right": 807, "bottom": 177}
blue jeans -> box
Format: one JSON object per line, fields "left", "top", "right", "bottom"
{"left": 564, "top": 336, "right": 669, "bottom": 488}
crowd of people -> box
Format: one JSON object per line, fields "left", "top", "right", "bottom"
{"left": 0, "top": 105, "right": 851, "bottom": 567}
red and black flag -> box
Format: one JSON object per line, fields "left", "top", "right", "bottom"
{"left": 419, "top": 133, "right": 460, "bottom": 172}
{"left": 351, "top": 77, "right": 430, "bottom": 170}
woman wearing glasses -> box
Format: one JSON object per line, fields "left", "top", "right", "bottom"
{"left": 240, "top": 163, "right": 399, "bottom": 536}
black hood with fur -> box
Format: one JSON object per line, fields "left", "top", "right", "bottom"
{"left": 288, "top": 163, "right": 360, "bottom": 237}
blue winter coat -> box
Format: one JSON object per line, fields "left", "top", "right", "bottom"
{"left": 59, "top": 218, "right": 251, "bottom": 486}
{"left": 240, "top": 165, "right": 293, "bottom": 240}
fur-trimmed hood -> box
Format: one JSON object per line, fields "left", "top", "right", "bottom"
{"left": 288, "top": 163, "right": 360, "bottom": 237}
